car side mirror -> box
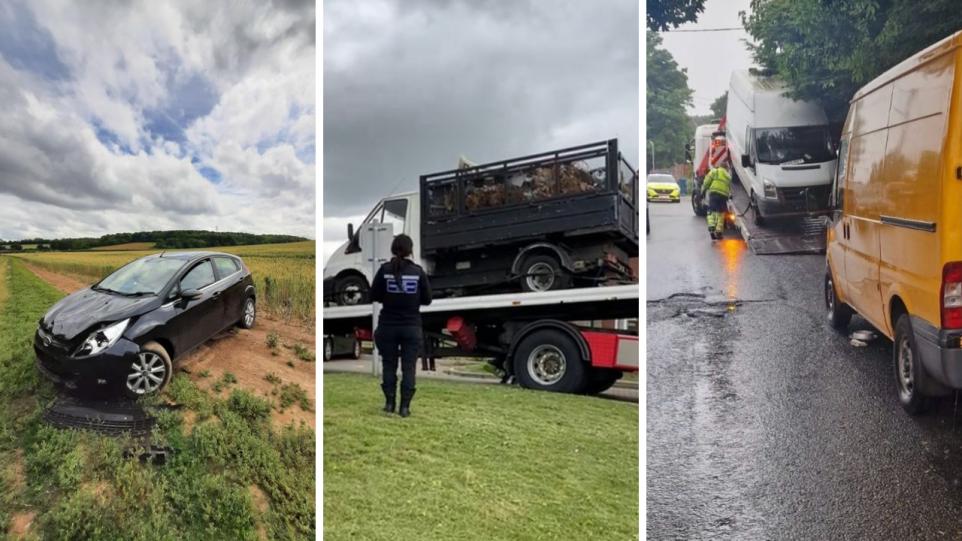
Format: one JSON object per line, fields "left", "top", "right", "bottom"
{"left": 347, "top": 222, "right": 354, "bottom": 241}
{"left": 180, "top": 288, "right": 202, "bottom": 300}
{"left": 741, "top": 154, "right": 751, "bottom": 168}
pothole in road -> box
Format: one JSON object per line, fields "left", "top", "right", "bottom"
{"left": 646, "top": 291, "right": 767, "bottom": 322}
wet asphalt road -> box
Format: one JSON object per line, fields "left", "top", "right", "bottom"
{"left": 647, "top": 199, "right": 962, "bottom": 540}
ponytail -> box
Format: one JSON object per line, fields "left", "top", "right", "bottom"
{"left": 390, "top": 234, "right": 414, "bottom": 284}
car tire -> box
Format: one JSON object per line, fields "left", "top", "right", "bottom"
{"left": 351, "top": 338, "right": 362, "bottom": 360}
{"left": 894, "top": 315, "right": 932, "bottom": 415}
{"left": 323, "top": 338, "right": 333, "bottom": 362}
{"left": 124, "top": 341, "right": 173, "bottom": 399}
{"left": 583, "top": 369, "right": 621, "bottom": 395}
{"left": 238, "top": 296, "right": 256, "bottom": 329}
{"left": 336, "top": 275, "right": 369, "bottom": 306}
{"left": 520, "top": 254, "right": 571, "bottom": 293}
{"left": 825, "top": 271, "right": 852, "bottom": 331}
{"left": 512, "top": 329, "right": 586, "bottom": 393}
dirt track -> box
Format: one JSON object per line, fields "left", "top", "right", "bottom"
{"left": 23, "top": 264, "right": 316, "bottom": 429}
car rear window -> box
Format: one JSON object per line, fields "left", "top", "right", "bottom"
{"left": 181, "top": 261, "right": 215, "bottom": 290}
{"left": 213, "top": 257, "right": 239, "bottom": 277}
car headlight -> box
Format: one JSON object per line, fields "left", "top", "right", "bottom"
{"left": 762, "top": 178, "right": 778, "bottom": 199}
{"left": 74, "top": 319, "right": 129, "bottom": 357}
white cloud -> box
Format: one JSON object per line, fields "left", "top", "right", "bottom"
{"left": 0, "top": 0, "right": 315, "bottom": 240}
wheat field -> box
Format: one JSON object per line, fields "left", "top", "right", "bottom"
{"left": 13, "top": 241, "right": 315, "bottom": 323}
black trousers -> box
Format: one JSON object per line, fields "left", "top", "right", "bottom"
{"left": 374, "top": 325, "right": 420, "bottom": 393}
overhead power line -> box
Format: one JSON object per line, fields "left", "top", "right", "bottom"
{"left": 662, "top": 27, "right": 745, "bottom": 33}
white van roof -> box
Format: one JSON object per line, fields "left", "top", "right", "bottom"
{"left": 694, "top": 124, "right": 717, "bottom": 138}
{"left": 729, "top": 70, "right": 829, "bottom": 128}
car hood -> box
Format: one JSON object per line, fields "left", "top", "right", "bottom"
{"left": 42, "top": 288, "right": 157, "bottom": 341}
{"left": 647, "top": 182, "right": 679, "bottom": 190}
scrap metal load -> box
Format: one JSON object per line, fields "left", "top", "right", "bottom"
{"left": 421, "top": 139, "right": 639, "bottom": 294}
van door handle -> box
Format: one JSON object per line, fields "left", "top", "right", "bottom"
{"left": 212, "top": 291, "right": 221, "bottom": 298}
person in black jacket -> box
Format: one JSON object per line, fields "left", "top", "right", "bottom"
{"left": 369, "top": 234, "right": 432, "bottom": 417}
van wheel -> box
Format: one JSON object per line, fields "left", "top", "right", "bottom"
{"left": 512, "top": 329, "right": 586, "bottom": 393}
{"left": 520, "top": 254, "right": 570, "bottom": 293}
{"left": 750, "top": 192, "right": 765, "bottom": 226}
{"left": 336, "top": 275, "right": 369, "bottom": 306}
{"left": 894, "top": 315, "right": 931, "bottom": 415}
{"left": 124, "top": 342, "right": 172, "bottom": 399}
{"left": 323, "top": 339, "right": 333, "bottom": 362}
{"left": 351, "top": 338, "right": 362, "bottom": 360}
{"left": 825, "top": 272, "right": 852, "bottom": 330}
{"left": 692, "top": 192, "right": 707, "bottom": 217}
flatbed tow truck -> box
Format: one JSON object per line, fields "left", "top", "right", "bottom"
{"left": 323, "top": 284, "right": 639, "bottom": 395}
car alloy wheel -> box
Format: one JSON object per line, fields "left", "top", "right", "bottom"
{"left": 127, "top": 351, "right": 167, "bottom": 396}
{"left": 244, "top": 298, "right": 255, "bottom": 327}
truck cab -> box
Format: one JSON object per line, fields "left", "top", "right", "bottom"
{"left": 726, "top": 70, "right": 837, "bottom": 225}
{"left": 323, "top": 192, "right": 420, "bottom": 306}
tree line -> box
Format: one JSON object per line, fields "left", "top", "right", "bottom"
{"left": 1, "top": 230, "right": 307, "bottom": 251}
{"left": 646, "top": 0, "right": 962, "bottom": 169}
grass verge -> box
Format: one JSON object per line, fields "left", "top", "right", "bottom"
{"left": 0, "top": 257, "right": 315, "bottom": 539}
{"left": 323, "top": 373, "right": 638, "bottom": 540}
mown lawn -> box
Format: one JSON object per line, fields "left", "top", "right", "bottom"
{"left": 0, "top": 257, "right": 315, "bottom": 540}
{"left": 323, "top": 373, "right": 638, "bottom": 540}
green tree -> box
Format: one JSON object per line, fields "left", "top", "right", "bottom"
{"left": 646, "top": 32, "right": 693, "bottom": 171}
{"left": 709, "top": 92, "right": 727, "bottom": 119}
{"left": 647, "top": 0, "right": 707, "bottom": 31}
{"left": 743, "top": 0, "right": 962, "bottom": 122}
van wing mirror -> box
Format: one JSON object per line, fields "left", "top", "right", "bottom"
{"left": 741, "top": 154, "right": 751, "bottom": 168}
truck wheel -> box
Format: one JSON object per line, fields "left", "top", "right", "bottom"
{"left": 692, "top": 193, "right": 707, "bottom": 217}
{"left": 894, "top": 315, "right": 931, "bottom": 415}
{"left": 351, "top": 338, "right": 362, "bottom": 359}
{"left": 323, "top": 338, "right": 333, "bottom": 362}
{"left": 825, "top": 271, "right": 852, "bottom": 331}
{"left": 336, "top": 275, "right": 369, "bottom": 306}
{"left": 583, "top": 369, "right": 621, "bottom": 395}
{"left": 512, "top": 329, "right": 586, "bottom": 393}
{"left": 520, "top": 254, "right": 570, "bottom": 293}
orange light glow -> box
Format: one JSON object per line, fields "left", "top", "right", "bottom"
{"left": 719, "top": 238, "right": 745, "bottom": 301}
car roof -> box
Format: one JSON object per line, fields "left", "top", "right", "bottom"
{"left": 147, "top": 251, "right": 239, "bottom": 261}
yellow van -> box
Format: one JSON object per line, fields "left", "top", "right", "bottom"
{"left": 826, "top": 30, "right": 962, "bottom": 414}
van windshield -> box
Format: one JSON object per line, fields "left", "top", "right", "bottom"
{"left": 755, "top": 126, "right": 834, "bottom": 165}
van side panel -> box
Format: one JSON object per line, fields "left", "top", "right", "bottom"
{"left": 844, "top": 116, "right": 888, "bottom": 330}
{"left": 942, "top": 50, "right": 962, "bottom": 269}
{"left": 878, "top": 51, "right": 956, "bottom": 333}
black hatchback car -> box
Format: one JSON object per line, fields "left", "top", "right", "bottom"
{"left": 35, "top": 252, "right": 256, "bottom": 398}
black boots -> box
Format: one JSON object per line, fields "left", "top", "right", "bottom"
{"left": 381, "top": 383, "right": 396, "bottom": 413}
{"left": 398, "top": 388, "right": 416, "bottom": 418}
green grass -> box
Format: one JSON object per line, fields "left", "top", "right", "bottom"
{"left": 323, "top": 373, "right": 638, "bottom": 541}
{"left": 0, "top": 257, "right": 315, "bottom": 539}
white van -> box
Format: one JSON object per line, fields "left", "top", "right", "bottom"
{"left": 726, "top": 70, "right": 837, "bottom": 225}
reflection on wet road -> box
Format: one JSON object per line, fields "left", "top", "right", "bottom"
{"left": 647, "top": 200, "right": 962, "bottom": 539}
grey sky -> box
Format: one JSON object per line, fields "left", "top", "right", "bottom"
{"left": 323, "top": 0, "right": 639, "bottom": 262}
{"left": 660, "top": 0, "right": 755, "bottom": 116}
{"left": 0, "top": 1, "right": 315, "bottom": 241}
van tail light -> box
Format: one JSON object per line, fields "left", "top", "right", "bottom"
{"left": 942, "top": 262, "right": 962, "bottom": 329}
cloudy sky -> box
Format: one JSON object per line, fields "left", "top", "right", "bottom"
{"left": 323, "top": 0, "right": 639, "bottom": 263}
{"left": 660, "top": 0, "right": 753, "bottom": 115}
{"left": 0, "top": 0, "right": 315, "bottom": 241}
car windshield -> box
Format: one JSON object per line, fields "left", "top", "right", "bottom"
{"left": 755, "top": 126, "right": 834, "bottom": 165}
{"left": 94, "top": 257, "right": 186, "bottom": 296}
{"left": 647, "top": 175, "right": 676, "bottom": 185}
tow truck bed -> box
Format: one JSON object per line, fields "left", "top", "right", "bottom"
{"left": 729, "top": 180, "right": 828, "bottom": 255}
